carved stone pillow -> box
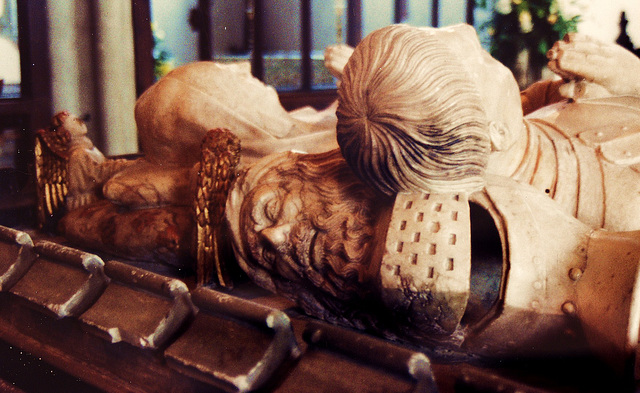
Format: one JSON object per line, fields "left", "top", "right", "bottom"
{"left": 58, "top": 200, "right": 195, "bottom": 270}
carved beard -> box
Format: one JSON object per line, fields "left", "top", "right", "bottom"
{"left": 239, "top": 181, "right": 364, "bottom": 301}
{"left": 233, "top": 150, "right": 394, "bottom": 328}
{"left": 240, "top": 190, "right": 381, "bottom": 326}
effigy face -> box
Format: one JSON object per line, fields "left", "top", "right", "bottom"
{"left": 55, "top": 111, "right": 89, "bottom": 139}
{"left": 242, "top": 180, "right": 316, "bottom": 278}
{"left": 226, "top": 150, "right": 393, "bottom": 327}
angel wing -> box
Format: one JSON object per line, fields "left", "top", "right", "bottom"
{"left": 194, "top": 128, "right": 241, "bottom": 288}
{"left": 34, "top": 127, "right": 71, "bottom": 229}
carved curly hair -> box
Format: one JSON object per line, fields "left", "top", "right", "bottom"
{"left": 232, "top": 150, "right": 393, "bottom": 330}
{"left": 337, "top": 24, "right": 490, "bottom": 195}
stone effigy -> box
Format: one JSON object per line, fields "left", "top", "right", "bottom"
{"left": 224, "top": 24, "right": 640, "bottom": 378}
{"left": 225, "top": 147, "right": 640, "bottom": 376}
{"left": 335, "top": 24, "right": 640, "bottom": 231}
{"left": 36, "top": 63, "right": 339, "bottom": 270}
{"left": 104, "top": 61, "right": 338, "bottom": 209}
{"left": 35, "top": 111, "right": 133, "bottom": 221}
{"left": 34, "top": 22, "right": 640, "bottom": 377}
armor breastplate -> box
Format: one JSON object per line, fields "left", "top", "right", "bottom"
{"left": 379, "top": 175, "right": 640, "bottom": 374}
{"left": 514, "top": 96, "right": 640, "bottom": 229}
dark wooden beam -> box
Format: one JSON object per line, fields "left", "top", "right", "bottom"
{"left": 431, "top": 0, "right": 440, "bottom": 27}
{"left": 301, "top": 0, "right": 312, "bottom": 90}
{"left": 394, "top": 0, "right": 408, "bottom": 23}
{"left": 279, "top": 89, "right": 338, "bottom": 111}
{"left": 466, "top": 0, "right": 475, "bottom": 25}
{"left": 249, "top": 0, "right": 264, "bottom": 80}
{"left": 131, "top": 0, "right": 155, "bottom": 96}
{"left": 14, "top": 0, "right": 52, "bottom": 196}
{"left": 346, "top": 0, "right": 362, "bottom": 47}
{"left": 17, "top": 0, "right": 52, "bottom": 127}
{"left": 197, "top": 0, "right": 212, "bottom": 60}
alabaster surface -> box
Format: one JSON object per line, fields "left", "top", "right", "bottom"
{"left": 226, "top": 148, "right": 640, "bottom": 373}
{"left": 59, "top": 200, "right": 194, "bottom": 268}
{"left": 547, "top": 33, "right": 640, "bottom": 99}
{"left": 42, "top": 61, "right": 341, "bottom": 266}
{"left": 497, "top": 95, "right": 640, "bottom": 230}
{"left": 337, "top": 24, "right": 640, "bottom": 231}
{"left": 323, "top": 44, "right": 354, "bottom": 80}
{"left": 135, "top": 61, "right": 337, "bottom": 168}
{"left": 226, "top": 149, "right": 393, "bottom": 329}
{"left": 103, "top": 161, "right": 196, "bottom": 208}
{"left": 34, "top": 111, "right": 193, "bottom": 268}
{"left": 224, "top": 25, "right": 640, "bottom": 376}
{"left": 35, "top": 111, "right": 134, "bottom": 215}
{"left": 31, "top": 22, "right": 640, "bottom": 378}
{"left": 103, "top": 61, "right": 338, "bottom": 209}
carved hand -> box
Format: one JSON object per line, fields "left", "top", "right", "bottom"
{"left": 324, "top": 44, "right": 354, "bottom": 80}
{"left": 547, "top": 33, "right": 640, "bottom": 99}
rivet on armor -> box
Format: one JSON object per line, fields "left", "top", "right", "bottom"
{"left": 532, "top": 281, "right": 542, "bottom": 290}
{"left": 569, "top": 268, "right": 582, "bottom": 281}
{"left": 561, "top": 301, "right": 577, "bottom": 315}
{"left": 530, "top": 300, "right": 540, "bottom": 309}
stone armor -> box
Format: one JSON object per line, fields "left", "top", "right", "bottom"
{"left": 380, "top": 175, "right": 640, "bottom": 375}
{"left": 509, "top": 96, "right": 640, "bottom": 230}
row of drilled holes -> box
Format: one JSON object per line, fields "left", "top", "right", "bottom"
{"left": 405, "top": 194, "right": 461, "bottom": 204}
{"left": 396, "top": 233, "right": 457, "bottom": 252}
{"left": 400, "top": 209, "right": 459, "bottom": 224}
{"left": 395, "top": 195, "right": 462, "bottom": 278}
{"left": 394, "top": 258, "right": 455, "bottom": 278}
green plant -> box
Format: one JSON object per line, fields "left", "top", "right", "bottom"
{"left": 152, "top": 23, "right": 174, "bottom": 80}
{"left": 477, "top": 0, "right": 582, "bottom": 70}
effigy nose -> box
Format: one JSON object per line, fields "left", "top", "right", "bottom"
{"left": 260, "top": 224, "right": 292, "bottom": 248}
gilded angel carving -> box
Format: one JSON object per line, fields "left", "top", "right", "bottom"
{"left": 194, "top": 128, "right": 241, "bottom": 287}
{"left": 35, "top": 111, "right": 133, "bottom": 228}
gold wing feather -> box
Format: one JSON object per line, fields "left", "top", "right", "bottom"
{"left": 35, "top": 128, "right": 70, "bottom": 229}
{"left": 194, "top": 128, "right": 241, "bottom": 288}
